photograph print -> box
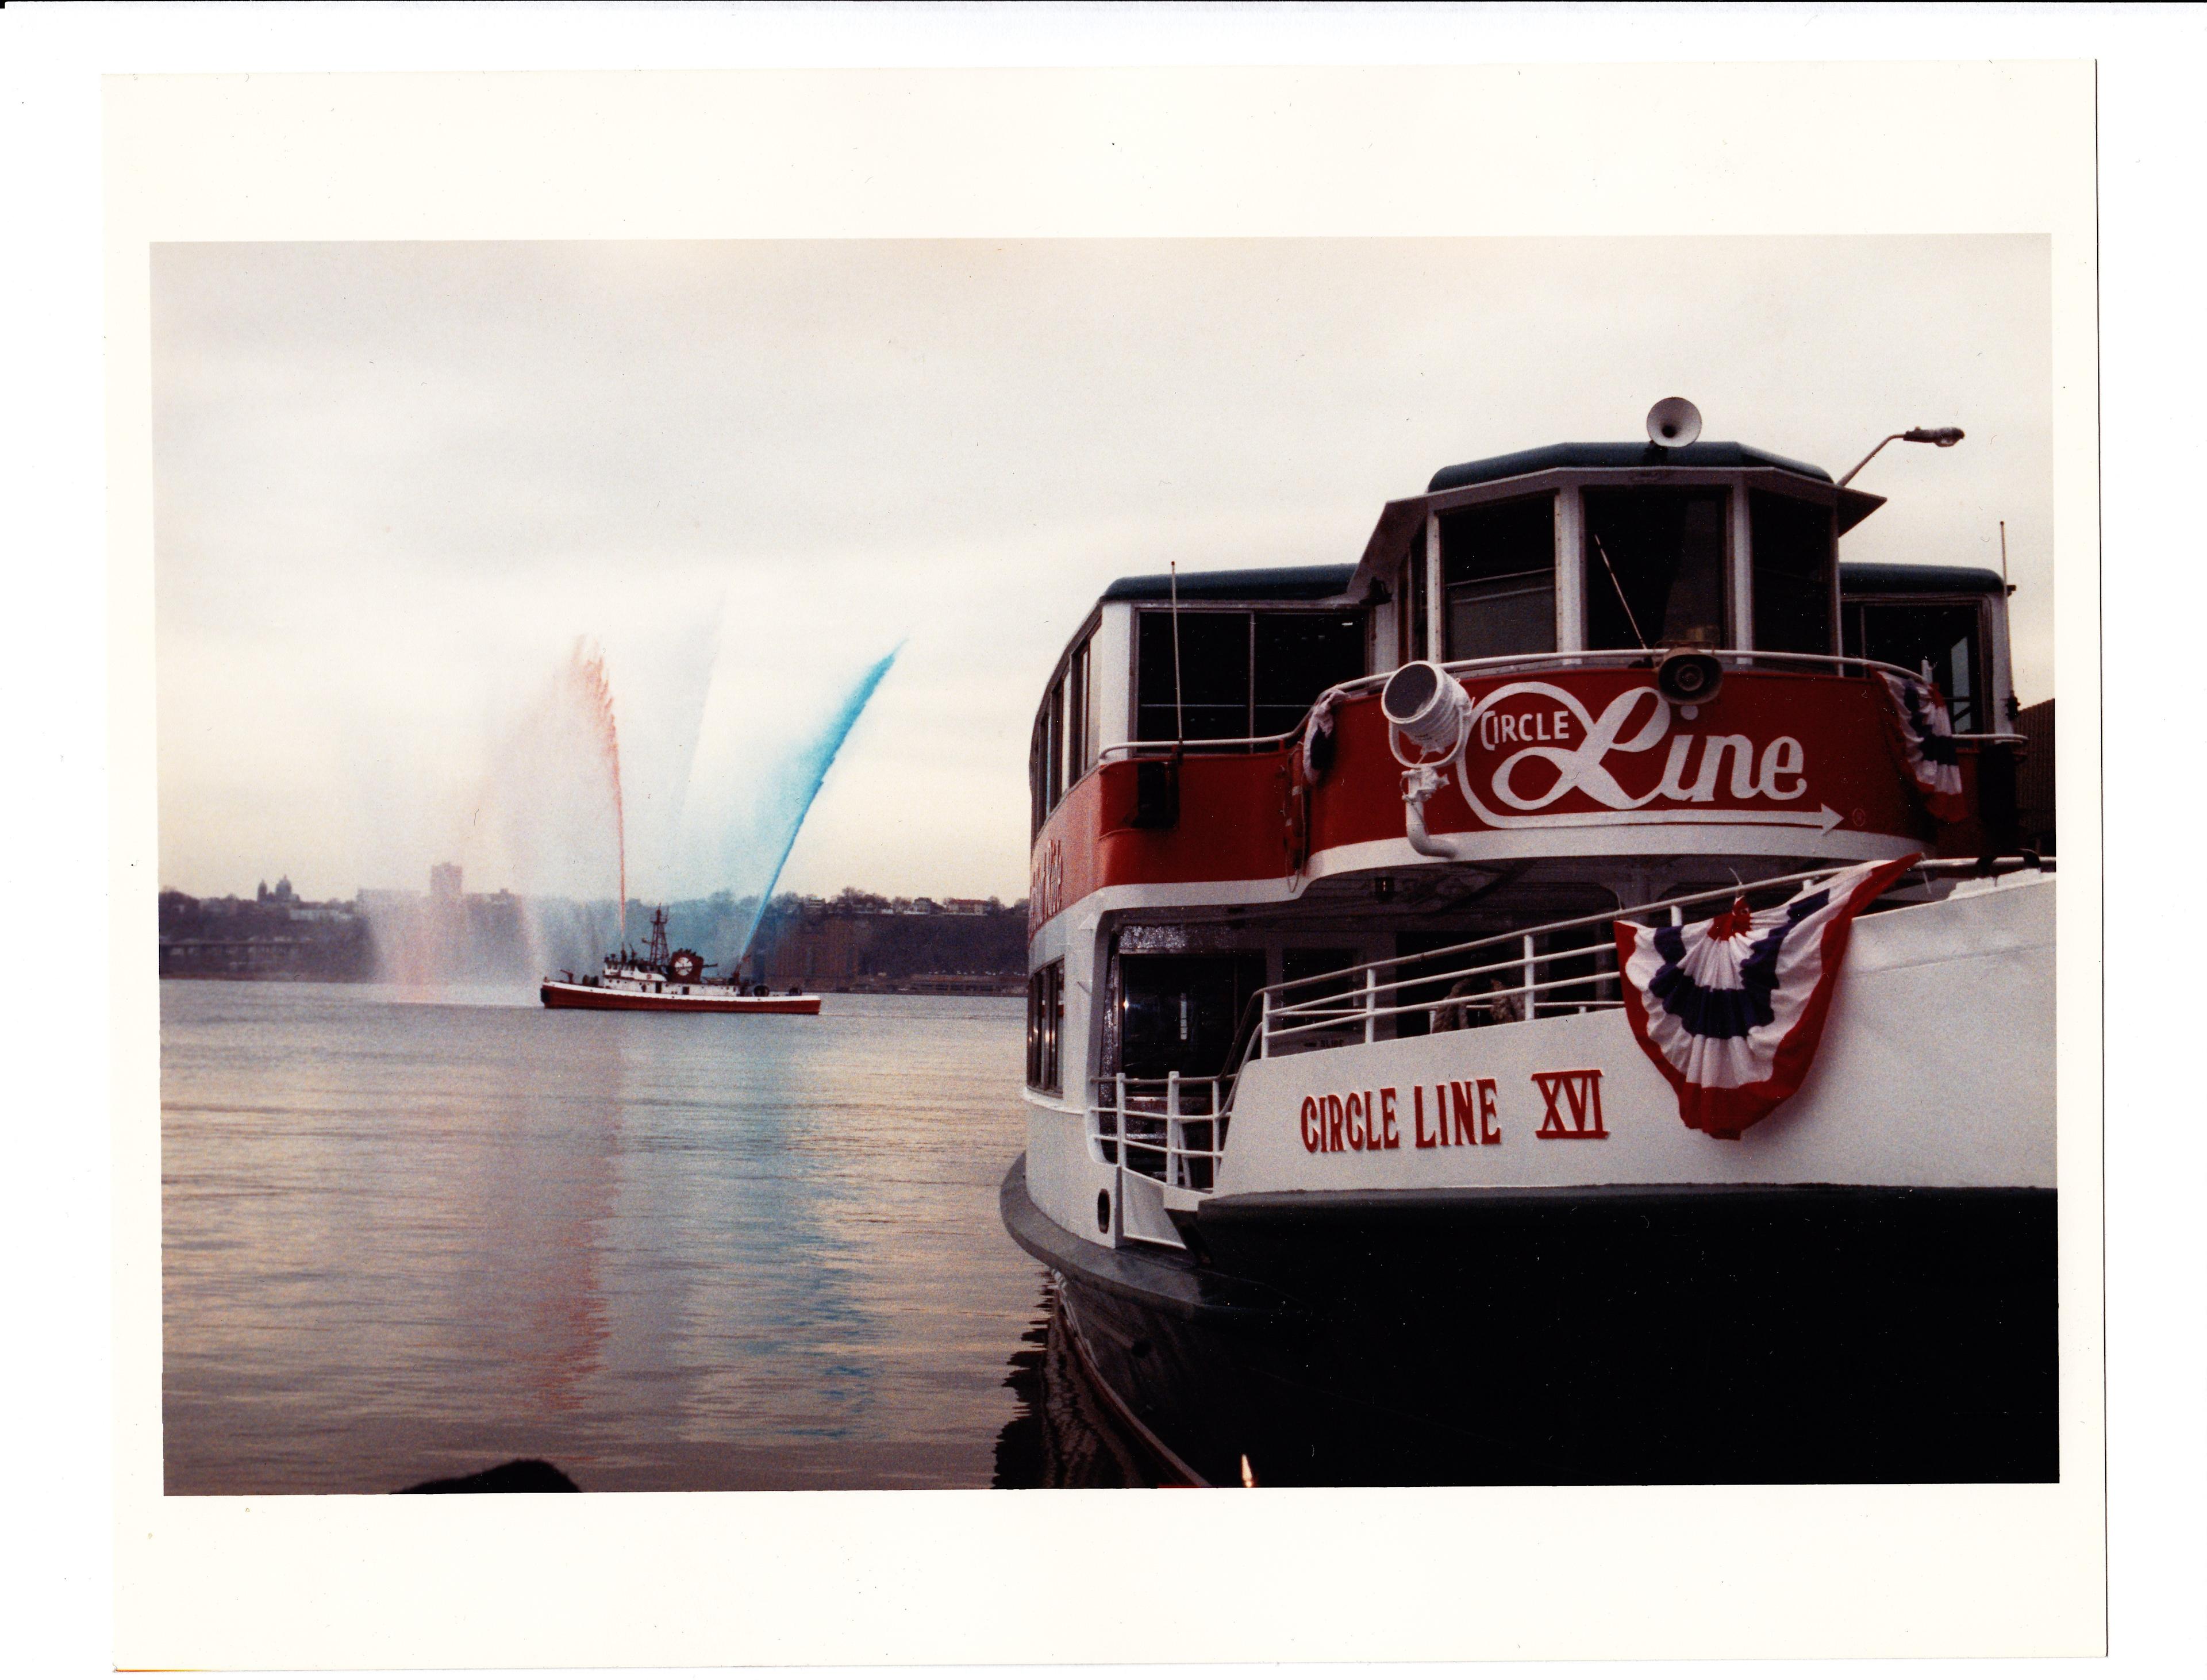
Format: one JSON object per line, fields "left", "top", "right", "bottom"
{"left": 155, "top": 233, "right": 2058, "bottom": 1494}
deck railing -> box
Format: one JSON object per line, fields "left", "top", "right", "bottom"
{"left": 1252, "top": 855, "right": 2051, "bottom": 1060}
{"left": 1092, "top": 854, "right": 2051, "bottom": 1194}
{"left": 1089, "top": 1072, "right": 1229, "bottom": 1193}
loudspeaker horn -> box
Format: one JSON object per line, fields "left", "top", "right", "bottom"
{"left": 1656, "top": 649, "right": 1724, "bottom": 707}
{"left": 1646, "top": 397, "right": 1703, "bottom": 448}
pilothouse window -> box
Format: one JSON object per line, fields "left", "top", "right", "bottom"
{"left": 1583, "top": 487, "right": 1728, "bottom": 651}
{"left": 1750, "top": 490, "right": 1836, "bottom": 656}
{"left": 1439, "top": 495, "right": 1556, "bottom": 660}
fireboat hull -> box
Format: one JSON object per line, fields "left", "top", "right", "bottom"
{"left": 539, "top": 981, "right": 822, "bottom": 1014}
{"left": 1001, "top": 1155, "right": 2056, "bottom": 1488}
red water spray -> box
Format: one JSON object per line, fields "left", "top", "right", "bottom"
{"left": 567, "top": 639, "right": 628, "bottom": 944}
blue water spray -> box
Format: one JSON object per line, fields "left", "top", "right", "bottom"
{"left": 732, "top": 645, "right": 901, "bottom": 968}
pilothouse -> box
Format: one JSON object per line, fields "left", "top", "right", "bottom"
{"left": 1000, "top": 400, "right": 2054, "bottom": 1487}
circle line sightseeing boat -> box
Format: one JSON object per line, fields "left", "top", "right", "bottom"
{"left": 999, "top": 401, "right": 2055, "bottom": 1487}
{"left": 540, "top": 905, "right": 822, "bottom": 1014}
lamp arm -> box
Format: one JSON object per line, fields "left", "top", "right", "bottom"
{"left": 1837, "top": 432, "right": 1904, "bottom": 489}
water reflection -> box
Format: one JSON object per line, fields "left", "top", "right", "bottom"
{"left": 450, "top": 1016, "right": 623, "bottom": 1417}
{"left": 163, "top": 985, "right": 1047, "bottom": 1493}
{"left": 991, "top": 1282, "right": 1165, "bottom": 1489}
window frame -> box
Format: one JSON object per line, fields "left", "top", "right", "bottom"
{"left": 1131, "top": 603, "right": 1368, "bottom": 747}
{"left": 1025, "top": 959, "right": 1066, "bottom": 1094}
{"left": 1436, "top": 490, "right": 1562, "bottom": 664}
{"left": 1394, "top": 467, "right": 1848, "bottom": 658}
{"left": 1579, "top": 483, "right": 1734, "bottom": 655}
{"left": 1029, "top": 620, "right": 1101, "bottom": 838}
{"left": 1841, "top": 593, "right": 1997, "bottom": 732}
{"left": 1748, "top": 485, "right": 1841, "bottom": 658}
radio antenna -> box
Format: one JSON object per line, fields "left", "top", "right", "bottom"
{"left": 1170, "top": 559, "right": 1186, "bottom": 745}
{"left": 1592, "top": 533, "right": 1651, "bottom": 649}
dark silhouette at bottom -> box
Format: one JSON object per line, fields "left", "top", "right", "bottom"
{"left": 401, "top": 1458, "right": 580, "bottom": 1493}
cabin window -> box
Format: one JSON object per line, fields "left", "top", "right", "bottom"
{"left": 1067, "top": 636, "right": 1093, "bottom": 781}
{"left": 1136, "top": 610, "right": 1249, "bottom": 742}
{"left": 1439, "top": 495, "right": 1556, "bottom": 661}
{"left": 1583, "top": 487, "right": 1728, "bottom": 651}
{"left": 1029, "top": 629, "right": 1098, "bottom": 837}
{"left": 1045, "top": 672, "right": 1065, "bottom": 807}
{"left": 1844, "top": 599, "right": 1989, "bottom": 733}
{"left": 1751, "top": 490, "right": 1836, "bottom": 656}
{"left": 1026, "top": 960, "right": 1064, "bottom": 1093}
{"left": 1254, "top": 614, "right": 1365, "bottom": 738}
{"left": 1028, "top": 708, "right": 1045, "bottom": 836}
{"left": 1137, "top": 610, "right": 1365, "bottom": 744}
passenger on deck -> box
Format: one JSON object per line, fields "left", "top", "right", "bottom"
{"left": 1430, "top": 974, "right": 1524, "bottom": 1033}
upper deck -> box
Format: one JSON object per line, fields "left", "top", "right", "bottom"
{"left": 1026, "top": 415, "right": 2021, "bottom": 940}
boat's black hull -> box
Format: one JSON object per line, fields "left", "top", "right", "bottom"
{"left": 1001, "top": 1157, "right": 2057, "bottom": 1487}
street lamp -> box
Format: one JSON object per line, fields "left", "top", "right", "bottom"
{"left": 1837, "top": 426, "right": 1965, "bottom": 487}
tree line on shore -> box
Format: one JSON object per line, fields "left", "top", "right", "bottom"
{"left": 156, "top": 886, "right": 1030, "bottom": 987}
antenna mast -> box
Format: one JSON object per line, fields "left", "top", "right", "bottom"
{"left": 1169, "top": 559, "right": 1185, "bottom": 746}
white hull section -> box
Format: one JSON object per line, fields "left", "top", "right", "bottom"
{"left": 1025, "top": 871, "right": 2053, "bottom": 1252}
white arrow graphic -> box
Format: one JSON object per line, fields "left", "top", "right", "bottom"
{"left": 1430, "top": 804, "right": 1845, "bottom": 834}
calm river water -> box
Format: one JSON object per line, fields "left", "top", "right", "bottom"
{"left": 162, "top": 983, "right": 1152, "bottom": 1493}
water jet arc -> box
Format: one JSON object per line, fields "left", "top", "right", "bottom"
{"left": 733, "top": 646, "right": 900, "bottom": 970}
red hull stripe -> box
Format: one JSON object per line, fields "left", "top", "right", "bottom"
{"left": 539, "top": 984, "right": 821, "bottom": 1015}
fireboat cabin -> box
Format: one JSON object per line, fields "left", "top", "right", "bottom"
{"left": 1002, "top": 402, "right": 2053, "bottom": 1487}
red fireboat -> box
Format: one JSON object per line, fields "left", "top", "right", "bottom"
{"left": 540, "top": 905, "right": 822, "bottom": 1014}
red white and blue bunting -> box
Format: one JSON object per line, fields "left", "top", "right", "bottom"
{"left": 1614, "top": 854, "right": 1921, "bottom": 1139}
{"left": 1879, "top": 671, "right": 1969, "bottom": 824}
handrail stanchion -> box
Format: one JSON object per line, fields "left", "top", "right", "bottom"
{"left": 1522, "top": 935, "right": 1537, "bottom": 1021}
{"left": 1364, "top": 968, "right": 1377, "bottom": 1043}
{"left": 1114, "top": 1071, "right": 1126, "bottom": 1168}
{"left": 1166, "top": 1071, "right": 1181, "bottom": 1188}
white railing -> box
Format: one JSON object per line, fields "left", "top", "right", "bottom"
{"left": 1090, "top": 1072, "right": 1230, "bottom": 1192}
{"left": 1094, "top": 854, "right": 2051, "bottom": 1196}
{"left": 1253, "top": 854, "right": 2053, "bottom": 1060}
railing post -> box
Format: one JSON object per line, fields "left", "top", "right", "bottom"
{"left": 1364, "top": 967, "right": 1377, "bottom": 1043}
{"left": 1522, "top": 934, "right": 1537, "bottom": 1021}
{"left": 1259, "top": 997, "right": 1270, "bottom": 1060}
{"left": 1166, "top": 1070, "right": 1182, "bottom": 1188}
{"left": 1114, "top": 1071, "right": 1126, "bottom": 1168}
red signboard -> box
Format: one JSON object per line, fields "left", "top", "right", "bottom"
{"left": 1029, "top": 669, "right": 1951, "bottom": 933}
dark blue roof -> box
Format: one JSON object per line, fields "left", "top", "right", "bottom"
{"left": 1101, "top": 564, "right": 1358, "bottom": 604}
{"left": 1427, "top": 440, "right": 1833, "bottom": 494}
{"left": 1840, "top": 562, "right": 2006, "bottom": 596}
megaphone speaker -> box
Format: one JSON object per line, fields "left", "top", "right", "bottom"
{"left": 1647, "top": 397, "right": 1703, "bottom": 448}
{"left": 1656, "top": 649, "right": 1724, "bottom": 706}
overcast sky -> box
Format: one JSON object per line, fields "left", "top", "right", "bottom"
{"left": 153, "top": 236, "right": 2051, "bottom": 904}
